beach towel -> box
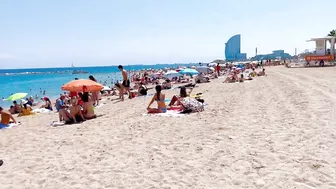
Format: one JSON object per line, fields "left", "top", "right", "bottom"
{"left": 0, "top": 122, "right": 20, "bottom": 129}
{"left": 33, "top": 108, "right": 52, "bottom": 113}
{"left": 143, "top": 110, "right": 184, "bottom": 117}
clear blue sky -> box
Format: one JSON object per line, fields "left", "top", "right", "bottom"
{"left": 0, "top": 0, "right": 335, "bottom": 68}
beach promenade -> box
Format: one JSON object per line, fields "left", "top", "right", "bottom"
{"left": 1, "top": 66, "right": 336, "bottom": 188}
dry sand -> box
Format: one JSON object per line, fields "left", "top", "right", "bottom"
{"left": 1, "top": 66, "right": 336, "bottom": 189}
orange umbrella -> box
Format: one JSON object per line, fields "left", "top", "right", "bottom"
{"left": 62, "top": 79, "right": 103, "bottom": 92}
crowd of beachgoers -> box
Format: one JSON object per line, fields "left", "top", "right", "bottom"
{"left": 0, "top": 61, "right": 269, "bottom": 128}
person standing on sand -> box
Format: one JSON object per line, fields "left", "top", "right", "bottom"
{"left": 89, "top": 75, "right": 100, "bottom": 106}
{"left": 118, "top": 65, "right": 132, "bottom": 100}
{"left": 216, "top": 63, "right": 221, "bottom": 76}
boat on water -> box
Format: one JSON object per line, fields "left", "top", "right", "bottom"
{"left": 72, "top": 63, "right": 88, "bottom": 74}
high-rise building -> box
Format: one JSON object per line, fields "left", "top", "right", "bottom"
{"left": 225, "top": 34, "right": 247, "bottom": 61}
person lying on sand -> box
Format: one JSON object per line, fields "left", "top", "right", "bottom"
{"left": 147, "top": 85, "right": 167, "bottom": 113}
{"left": 169, "top": 87, "right": 192, "bottom": 107}
{"left": 59, "top": 97, "right": 85, "bottom": 124}
{"left": 82, "top": 92, "right": 96, "bottom": 119}
{"left": 257, "top": 68, "right": 266, "bottom": 76}
{"left": 223, "top": 71, "right": 239, "bottom": 83}
{"left": 0, "top": 106, "right": 17, "bottom": 127}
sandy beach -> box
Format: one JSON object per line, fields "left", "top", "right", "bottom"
{"left": 1, "top": 66, "right": 336, "bottom": 188}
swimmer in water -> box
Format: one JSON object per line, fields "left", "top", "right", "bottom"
{"left": 43, "top": 90, "right": 46, "bottom": 95}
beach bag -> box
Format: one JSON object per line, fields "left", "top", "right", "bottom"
{"left": 180, "top": 97, "right": 204, "bottom": 113}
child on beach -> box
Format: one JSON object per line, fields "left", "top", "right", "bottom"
{"left": 147, "top": 85, "right": 167, "bottom": 113}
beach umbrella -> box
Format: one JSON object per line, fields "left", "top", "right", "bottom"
{"left": 196, "top": 66, "right": 212, "bottom": 74}
{"left": 179, "top": 68, "right": 199, "bottom": 75}
{"left": 7, "top": 93, "right": 28, "bottom": 101}
{"left": 164, "top": 70, "right": 179, "bottom": 78}
{"left": 62, "top": 79, "right": 103, "bottom": 92}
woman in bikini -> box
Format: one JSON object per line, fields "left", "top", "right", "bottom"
{"left": 82, "top": 92, "right": 96, "bottom": 119}
{"left": 147, "top": 85, "right": 167, "bottom": 113}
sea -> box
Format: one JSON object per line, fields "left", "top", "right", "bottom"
{"left": 0, "top": 63, "right": 194, "bottom": 108}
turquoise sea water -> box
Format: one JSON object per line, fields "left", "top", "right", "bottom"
{"left": 0, "top": 64, "right": 192, "bottom": 108}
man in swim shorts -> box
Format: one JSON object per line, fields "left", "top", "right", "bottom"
{"left": 118, "top": 65, "right": 132, "bottom": 101}
{"left": 0, "top": 106, "right": 17, "bottom": 128}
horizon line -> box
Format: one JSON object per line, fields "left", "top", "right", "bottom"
{"left": 0, "top": 62, "right": 207, "bottom": 70}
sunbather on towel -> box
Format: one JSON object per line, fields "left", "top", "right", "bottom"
{"left": 0, "top": 106, "right": 17, "bottom": 127}
{"left": 169, "top": 87, "right": 192, "bottom": 107}
{"left": 147, "top": 85, "right": 167, "bottom": 113}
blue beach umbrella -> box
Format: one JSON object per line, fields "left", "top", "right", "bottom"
{"left": 164, "top": 70, "right": 180, "bottom": 79}
{"left": 179, "top": 68, "right": 199, "bottom": 75}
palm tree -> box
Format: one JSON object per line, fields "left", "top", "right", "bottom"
{"left": 328, "top": 30, "right": 336, "bottom": 37}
